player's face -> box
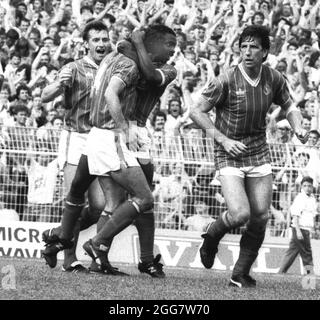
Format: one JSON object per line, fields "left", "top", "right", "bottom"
{"left": 148, "top": 33, "right": 176, "bottom": 64}
{"left": 240, "top": 36, "right": 267, "bottom": 72}
{"left": 86, "top": 29, "right": 111, "bottom": 64}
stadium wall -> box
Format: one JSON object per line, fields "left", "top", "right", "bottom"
{"left": 0, "top": 221, "right": 319, "bottom": 275}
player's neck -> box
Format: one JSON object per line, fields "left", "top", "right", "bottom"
{"left": 240, "top": 62, "right": 261, "bottom": 80}
{"left": 84, "top": 54, "right": 99, "bottom": 68}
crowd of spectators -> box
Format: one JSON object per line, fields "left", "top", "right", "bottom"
{"left": 0, "top": 0, "right": 320, "bottom": 237}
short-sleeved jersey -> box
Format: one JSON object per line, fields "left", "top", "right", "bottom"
{"left": 63, "top": 56, "right": 98, "bottom": 133}
{"left": 90, "top": 52, "right": 140, "bottom": 129}
{"left": 200, "top": 64, "right": 292, "bottom": 169}
{"left": 129, "top": 64, "right": 177, "bottom": 126}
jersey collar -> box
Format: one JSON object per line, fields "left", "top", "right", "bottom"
{"left": 238, "top": 62, "right": 262, "bottom": 87}
{"left": 83, "top": 56, "right": 99, "bottom": 69}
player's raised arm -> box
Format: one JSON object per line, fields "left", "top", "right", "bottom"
{"left": 130, "top": 29, "right": 163, "bottom": 85}
{"left": 131, "top": 28, "right": 176, "bottom": 86}
{"left": 41, "top": 65, "right": 73, "bottom": 103}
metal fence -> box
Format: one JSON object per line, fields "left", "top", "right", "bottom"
{"left": 1, "top": 125, "right": 319, "bottom": 238}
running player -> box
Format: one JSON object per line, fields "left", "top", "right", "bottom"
{"left": 190, "top": 25, "right": 308, "bottom": 288}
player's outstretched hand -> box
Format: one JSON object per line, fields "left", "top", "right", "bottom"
{"left": 222, "top": 138, "right": 247, "bottom": 158}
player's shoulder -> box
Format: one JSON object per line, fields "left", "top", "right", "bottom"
{"left": 115, "top": 52, "right": 138, "bottom": 69}
{"left": 263, "top": 64, "right": 284, "bottom": 81}
{"left": 61, "top": 60, "right": 77, "bottom": 71}
{"left": 206, "top": 66, "right": 235, "bottom": 88}
{"left": 216, "top": 65, "right": 236, "bottom": 82}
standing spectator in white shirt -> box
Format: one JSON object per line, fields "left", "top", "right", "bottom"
{"left": 279, "top": 176, "right": 320, "bottom": 274}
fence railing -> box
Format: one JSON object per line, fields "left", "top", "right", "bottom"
{"left": 1, "top": 126, "right": 319, "bottom": 238}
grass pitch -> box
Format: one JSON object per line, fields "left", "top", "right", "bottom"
{"left": 0, "top": 258, "right": 319, "bottom": 300}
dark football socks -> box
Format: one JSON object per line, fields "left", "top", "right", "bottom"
{"left": 79, "top": 206, "right": 101, "bottom": 231}
{"left": 232, "top": 227, "right": 266, "bottom": 276}
{"left": 96, "top": 212, "right": 114, "bottom": 248}
{"left": 135, "top": 210, "right": 155, "bottom": 264}
{"left": 206, "top": 213, "right": 232, "bottom": 245}
{"left": 93, "top": 200, "right": 139, "bottom": 246}
{"left": 60, "top": 198, "right": 85, "bottom": 241}
{"left": 63, "top": 219, "right": 81, "bottom": 267}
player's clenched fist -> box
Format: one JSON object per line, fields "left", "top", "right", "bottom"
{"left": 131, "top": 29, "right": 146, "bottom": 44}
{"left": 58, "top": 67, "right": 73, "bottom": 88}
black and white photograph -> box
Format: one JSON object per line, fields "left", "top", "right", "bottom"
{"left": 0, "top": 0, "right": 319, "bottom": 316}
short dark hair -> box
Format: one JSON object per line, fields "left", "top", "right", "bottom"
{"left": 14, "top": 104, "right": 29, "bottom": 115}
{"left": 104, "top": 13, "right": 116, "bottom": 23}
{"left": 303, "top": 114, "right": 312, "bottom": 121}
{"left": 43, "top": 36, "right": 54, "bottom": 43}
{"left": 94, "top": 0, "right": 107, "bottom": 5}
{"left": 17, "top": 2, "right": 27, "bottom": 10}
{"left": 82, "top": 20, "right": 108, "bottom": 41}
{"left": 10, "top": 51, "right": 21, "bottom": 59}
{"left": 16, "top": 64, "right": 31, "bottom": 82}
{"left": 16, "top": 84, "right": 30, "bottom": 96}
{"left": 239, "top": 25, "right": 270, "bottom": 61}
{"left": 251, "top": 11, "right": 265, "bottom": 23}
{"left": 144, "top": 24, "right": 176, "bottom": 43}
{"left": 80, "top": 5, "right": 94, "bottom": 14}
{"left": 309, "top": 130, "right": 320, "bottom": 138}
{"left": 309, "top": 51, "right": 320, "bottom": 68}
{"left": 6, "top": 29, "right": 19, "bottom": 41}
{"left": 301, "top": 176, "right": 313, "bottom": 185}
{"left": 152, "top": 110, "right": 167, "bottom": 126}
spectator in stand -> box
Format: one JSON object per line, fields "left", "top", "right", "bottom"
{"left": 0, "top": 84, "right": 14, "bottom": 126}
{"left": 3, "top": 29, "right": 20, "bottom": 55}
{"left": 185, "top": 196, "right": 216, "bottom": 232}
{"left": 150, "top": 110, "right": 167, "bottom": 158}
{"left": 153, "top": 162, "right": 190, "bottom": 230}
{"left": 5, "top": 104, "right": 34, "bottom": 220}
{"left": 279, "top": 176, "right": 320, "bottom": 275}
{"left": 4, "top": 51, "right": 21, "bottom": 81}
{"left": 10, "top": 84, "right": 32, "bottom": 109}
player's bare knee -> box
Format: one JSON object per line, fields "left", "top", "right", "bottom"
{"left": 142, "top": 193, "right": 154, "bottom": 211}
{"left": 228, "top": 207, "right": 250, "bottom": 227}
{"left": 257, "top": 212, "right": 269, "bottom": 226}
{"left": 133, "top": 193, "right": 154, "bottom": 212}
